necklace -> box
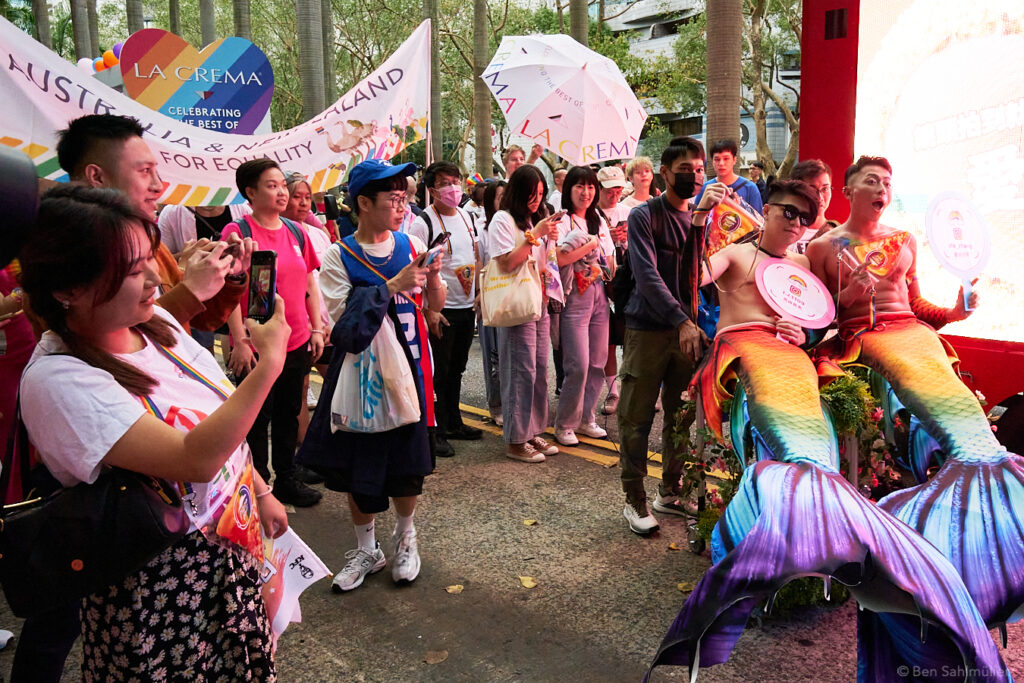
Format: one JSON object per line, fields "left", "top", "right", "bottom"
{"left": 757, "top": 243, "right": 787, "bottom": 259}
{"left": 361, "top": 234, "right": 395, "bottom": 267}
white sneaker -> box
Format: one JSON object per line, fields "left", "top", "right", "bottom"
{"left": 623, "top": 500, "right": 660, "bottom": 535}
{"left": 332, "top": 544, "right": 386, "bottom": 592}
{"left": 391, "top": 529, "right": 421, "bottom": 584}
{"left": 555, "top": 428, "right": 579, "bottom": 446}
{"left": 577, "top": 421, "right": 608, "bottom": 439}
{"left": 652, "top": 493, "right": 697, "bottom": 518}
{"left": 602, "top": 393, "right": 619, "bottom": 415}
{"left": 307, "top": 386, "right": 318, "bottom": 409}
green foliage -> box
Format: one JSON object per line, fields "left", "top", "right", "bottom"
{"left": 820, "top": 372, "right": 875, "bottom": 437}
{"left": 769, "top": 577, "right": 850, "bottom": 613}
{"left": 696, "top": 507, "right": 721, "bottom": 542}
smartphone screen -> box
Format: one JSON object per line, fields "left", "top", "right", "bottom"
{"left": 429, "top": 230, "right": 451, "bottom": 251}
{"left": 247, "top": 251, "right": 277, "bottom": 322}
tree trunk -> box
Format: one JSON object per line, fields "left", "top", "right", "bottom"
{"left": 31, "top": 0, "right": 51, "bottom": 48}
{"left": 87, "top": 0, "right": 99, "bottom": 53}
{"left": 422, "top": 3, "right": 441, "bottom": 162}
{"left": 199, "top": 0, "right": 216, "bottom": 46}
{"left": 747, "top": 1, "right": 774, "bottom": 174}
{"left": 233, "top": 0, "right": 251, "bottom": 40}
{"left": 126, "top": 0, "right": 144, "bottom": 34}
{"left": 169, "top": 0, "right": 181, "bottom": 37}
{"left": 321, "top": 0, "right": 336, "bottom": 104}
{"left": 297, "top": 0, "right": 326, "bottom": 122}
{"left": 472, "top": 0, "right": 491, "bottom": 176}
{"left": 705, "top": 0, "right": 742, "bottom": 154}
{"left": 569, "top": 0, "right": 588, "bottom": 46}
{"left": 69, "top": 0, "right": 92, "bottom": 61}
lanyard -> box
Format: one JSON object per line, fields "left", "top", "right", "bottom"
{"left": 430, "top": 206, "right": 477, "bottom": 261}
{"left": 338, "top": 240, "right": 422, "bottom": 310}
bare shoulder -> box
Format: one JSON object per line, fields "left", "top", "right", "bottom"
{"left": 789, "top": 252, "right": 812, "bottom": 269}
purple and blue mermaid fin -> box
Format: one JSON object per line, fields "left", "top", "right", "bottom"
{"left": 648, "top": 459, "right": 1011, "bottom": 682}
{"left": 843, "top": 320, "right": 1024, "bottom": 627}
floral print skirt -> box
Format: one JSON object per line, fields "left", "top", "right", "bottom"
{"left": 81, "top": 530, "right": 276, "bottom": 682}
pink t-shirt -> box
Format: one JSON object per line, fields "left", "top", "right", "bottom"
{"left": 222, "top": 214, "right": 320, "bottom": 351}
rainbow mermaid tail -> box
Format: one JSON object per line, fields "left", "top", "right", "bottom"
{"left": 648, "top": 328, "right": 1011, "bottom": 682}
{"left": 821, "top": 317, "right": 1024, "bottom": 627}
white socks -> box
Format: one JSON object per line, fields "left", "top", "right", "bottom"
{"left": 395, "top": 511, "right": 415, "bottom": 535}
{"left": 354, "top": 520, "right": 376, "bottom": 551}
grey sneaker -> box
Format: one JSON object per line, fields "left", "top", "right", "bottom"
{"left": 391, "top": 529, "right": 421, "bottom": 584}
{"left": 652, "top": 492, "right": 697, "bottom": 518}
{"left": 623, "top": 499, "right": 660, "bottom": 535}
{"left": 332, "top": 544, "right": 386, "bottom": 592}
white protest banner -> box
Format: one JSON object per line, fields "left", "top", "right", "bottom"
{"left": 0, "top": 17, "right": 430, "bottom": 206}
{"left": 260, "top": 528, "right": 331, "bottom": 647}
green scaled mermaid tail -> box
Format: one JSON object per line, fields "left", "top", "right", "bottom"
{"left": 823, "top": 317, "right": 1024, "bottom": 626}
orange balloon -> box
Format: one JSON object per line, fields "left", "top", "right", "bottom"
{"left": 93, "top": 57, "right": 106, "bottom": 71}
{"left": 102, "top": 50, "right": 118, "bottom": 68}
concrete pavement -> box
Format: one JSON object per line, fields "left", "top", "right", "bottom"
{"left": 2, "top": 339, "right": 1022, "bottom": 681}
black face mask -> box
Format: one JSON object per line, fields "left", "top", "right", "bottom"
{"left": 667, "top": 170, "right": 697, "bottom": 199}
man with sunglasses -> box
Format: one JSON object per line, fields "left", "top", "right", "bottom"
{"left": 682, "top": 179, "right": 822, "bottom": 509}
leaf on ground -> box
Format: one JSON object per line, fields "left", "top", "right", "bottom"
{"left": 423, "top": 650, "right": 448, "bottom": 664}
{"left": 445, "top": 584, "right": 464, "bottom": 594}
{"left": 677, "top": 581, "right": 696, "bottom": 593}
{"left": 518, "top": 575, "right": 538, "bottom": 589}
{"left": 523, "top": 519, "right": 538, "bottom": 526}
{"left": 667, "top": 543, "right": 682, "bottom": 551}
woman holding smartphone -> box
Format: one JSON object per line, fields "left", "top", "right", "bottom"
{"left": 552, "top": 166, "right": 616, "bottom": 446}
{"left": 223, "top": 159, "right": 324, "bottom": 508}
{"left": 488, "top": 165, "right": 563, "bottom": 463}
{"left": 18, "top": 186, "right": 289, "bottom": 680}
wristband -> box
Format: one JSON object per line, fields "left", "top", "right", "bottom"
{"left": 310, "top": 329, "right": 324, "bottom": 335}
{"left": 255, "top": 489, "right": 273, "bottom": 499}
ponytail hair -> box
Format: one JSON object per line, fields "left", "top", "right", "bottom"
{"left": 19, "top": 185, "right": 175, "bottom": 396}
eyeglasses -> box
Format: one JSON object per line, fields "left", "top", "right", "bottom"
{"left": 384, "top": 193, "right": 406, "bottom": 208}
{"left": 767, "top": 203, "right": 813, "bottom": 227}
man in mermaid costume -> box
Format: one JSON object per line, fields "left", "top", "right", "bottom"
{"left": 648, "top": 179, "right": 1012, "bottom": 682}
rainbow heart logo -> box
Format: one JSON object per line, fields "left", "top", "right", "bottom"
{"left": 119, "top": 28, "right": 274, "bottom": 134}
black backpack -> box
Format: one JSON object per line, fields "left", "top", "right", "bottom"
{"left": 230, "top": 216, "right": 306, "bottom": 253}
{"left": 610, "top": 197, "right": 665, "bottom": 315}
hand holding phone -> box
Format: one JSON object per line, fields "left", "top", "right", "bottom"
{"left": 428, "top": 230, "right": 452, "bottom": 251}
{"left": 247, "top": 250, "right": 277, "bottom": 323}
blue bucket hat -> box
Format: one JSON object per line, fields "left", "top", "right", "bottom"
{"left": 347, "top": 159, "right": 418, "bottom": 199}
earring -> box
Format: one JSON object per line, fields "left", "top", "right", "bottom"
{"left": 60, "top": 299, "right": 70, "bottom": 310}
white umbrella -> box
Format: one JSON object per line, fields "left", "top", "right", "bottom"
{"left": 482, "top": 33, "right": 647, "bottom": 167}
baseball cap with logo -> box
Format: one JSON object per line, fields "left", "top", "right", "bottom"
{"left": 348, "top": 159, "right": 418, "bottom": 199}
{"left": 597, "top": 166, "right": 627, "bottom": 189}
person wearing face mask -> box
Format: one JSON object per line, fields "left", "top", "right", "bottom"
{"left": 407, "top": 162, "right": 482, "bottom": 456}
{"left": 617, "top": 136, "right": 727, "bottom": 535}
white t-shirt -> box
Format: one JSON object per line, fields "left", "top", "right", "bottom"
{"left": 487, "top": 210, "right": 547, "bottom": 266}
{"left": 319, "top": 231, "right": 431, "bottom": 322}
{"left": 19, "top": 307, "right": 250, "bottom": 531}
{"left": 555, "top": 213, "right": 615, "bottom": 295}
{"left": 305, "top": 221, "right": 334, "bottom": 331}
{"left": 548, "top": 190, "right": 563, "bottom": 211}
{"left": 407, "top": 206, "right": 478, "bottom": 308}
{"left": 157, "top": 204, "right": 251, "bottom": 255}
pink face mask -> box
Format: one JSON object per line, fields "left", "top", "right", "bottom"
{"left": 434, "top": 185, "right": 463, "bottom": 209}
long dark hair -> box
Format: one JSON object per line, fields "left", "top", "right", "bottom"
{"left": 560, "top": 166, "right": 601, "bottom": 235}
{"left": 19, "top": 185, "right": 175, "bottom": 396}
{"left": 483, "top": 180, "right": 507, "bottom": 230}
{"left": 503, "top": 165, "right": 549, "bottom": 232}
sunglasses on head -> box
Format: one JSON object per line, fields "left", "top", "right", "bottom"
{"left": 768, "top": 202, "right": 813, "bottom": 227}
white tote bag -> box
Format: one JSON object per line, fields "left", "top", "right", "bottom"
{"left": 480, "top": 254, "right": 544, "bottom": 327}
{"left": 331, "top": 317, "right": 421, "bottom": 433}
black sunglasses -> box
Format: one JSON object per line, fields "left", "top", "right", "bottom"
{"left": 767, "top": 202, "right": 813, "bottom": 227}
